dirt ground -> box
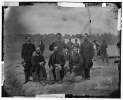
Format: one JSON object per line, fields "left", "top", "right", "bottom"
{"left": 3, "top": 45, "right": 119, "bottom": 97}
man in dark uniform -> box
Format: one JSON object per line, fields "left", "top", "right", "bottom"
{"left": 67, "top": 38, "right": 74, "bottom": 60}
{"left": 79, "top": 33, "right": 94, "bottom": 80}
{"left": 39, "top": 40, "right": 45, "bottom": 56}
{"left": 49, "top": 33, "right": 68, "bottom": 52}
{"left": 31, "top": 47, "right": 47, "bottom": 86}
{"left": 66, "top": 47, "right": 83, "bottom": 83}
{"left": 21, "top": 35, "right": 36, "bottom": 83}
{"left": 100, "top": 40, "right": 109, "bottom": 63}
{"left": 73, "top": 39, "right": 79, "bottom": 53}
{"left": 48, "top": 45, "right": 66, "bottom": 84}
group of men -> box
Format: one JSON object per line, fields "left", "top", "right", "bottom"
{"left": 21, "top": 33, "right": 109, "bottom": 86}
{"left": 92, "top": 40, "right": 109, "bottom": 62}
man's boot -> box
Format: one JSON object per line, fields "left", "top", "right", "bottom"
{"left": 40, "top": 81, "right": 46, "bottom": 86}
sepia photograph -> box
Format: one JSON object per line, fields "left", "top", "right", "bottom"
{"left": 2, "top": 1, "right": 121, "bottom": 98}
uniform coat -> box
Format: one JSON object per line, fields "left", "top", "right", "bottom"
{"left": 49, "top": 40, "right": 68, "bottom": 52}
{"left": 21, "top": 42, "right": 36, "bottom": 61}
{"left": 79, "top": 41, "right": 94, "bottom": 69}
{"left": 31, "top": 53, "right": 47, "bottom": 80}
{"left": 21, "top": 42, "right": 36, "bottom": 81}
{"left": 69, "top": 53, "right": 83, "bottom": 76}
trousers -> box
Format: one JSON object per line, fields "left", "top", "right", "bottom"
{"left": 82, "top": 68, "right": 90, "bottom": 79}
{"left": 23, "top": 60, "right": 32, "bottom": 81}
{"left": 49, "top": 67, "right": 61, "bottom": 81}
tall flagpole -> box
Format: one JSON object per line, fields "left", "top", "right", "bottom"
{"left": 87, "top": 6, "right": 91, "bottom": 36}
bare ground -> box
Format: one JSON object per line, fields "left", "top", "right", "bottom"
{"left": 3, "top": 46, "right": 119, "bottom": 97}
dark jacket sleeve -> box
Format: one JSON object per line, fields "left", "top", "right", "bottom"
{"left": 43, "top": 44, "right": 45, "bottom": 52}
{"left": 106, "top": 44, "right": 108, "bottom": 48}
{"left": 63, "top": 42, "right": 69, "bottom": 50}
{"left": 21, "top": 44, "right": 25, "bottom": 59}
{"left": 69, "top": 55, "right": 73, "bottom": 67}
{"left": 90, "top": 43, "right": 94, "bottom": 60}
{"left": 33, "top": 44, "right": 36, "bottom": 51}
{"left": 76, "top": 54, "right": 83, "bottom": 68}
{"left": 48, "top": 54, "right": 52, "bottom": 67}
{"left": 79, "top": 43, "right": 83, "bottom": 55}
{"left": 96, "top": 43, "right": 100, "bottom": 47}
{"left": 77, "top": 44, "right": 80, "bottom": 48}
{"left": 42, "top": 56, "right": 46, "bottom": 65}
{"left": 31, "top": 56, "right": 38, "bottom": 66}
{"left": 59, "top": 53, "right": 66, "bottom": 67}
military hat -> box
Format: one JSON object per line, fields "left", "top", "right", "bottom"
{"left": 26, "top": 35, "right": 32, "bottom": 39}
{"left": 56, "top": 33, "right": 62, "bottom": 36}
{"left": 75, "top": 39, "right": 78, "bottom": 41}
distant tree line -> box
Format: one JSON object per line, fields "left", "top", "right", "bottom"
{"left": 4, "top": 33, "right": 118, "bottom": 51}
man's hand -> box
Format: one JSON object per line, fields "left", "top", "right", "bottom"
{"left": 39, "top": 62, "right": 44, "bottom": 66}
{"left": 73, "top": 66, "right": 76, "bottom": 68}
{"left": 54, "top": 64, "right": 62, "bottom": 71}
{"left": 58, "top": 65, "right": 62, "bottom": 71}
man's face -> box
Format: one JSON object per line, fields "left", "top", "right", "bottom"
{"left": 83, "top": 36, "right": 88, "bottom": 41}
{"left": 36, "top": 49, "right": 40, "bottom": 55}
{"left": 56, "top": 35, "right": 61, "bottom": 40}
{"left": 69, "top": 39, "right": 71, "bottom": 42}
{"left": 27, "top": 37, "right": 31, "bottom": 42}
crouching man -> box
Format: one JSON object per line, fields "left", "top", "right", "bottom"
{"left": 31, "top": 47, "right": 47, "bottom": 86}
{"left": 66, "top": 47, "right": 83, "bottom": 83}
{"left": 48, "top": 45, "right": 66, "bottom": 84}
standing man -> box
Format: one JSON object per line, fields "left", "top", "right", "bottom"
{"left": 100, "top": 40, "right": 109, "bottom": 63}
{"left": 21, "top": 35, "right": 36, "bottom": 84}
{"left": 67, "top": 38, "right": 74, "bottom": 60}
{"left": 39, "top": 40, "right": 45, "bottom": 56}
{"left": 31, "top": 47, "right": 47, "bottom": 86}
{"left": 49, "top": 33, "right": 68, "bottom": 52}
{"left": 73, "top": 39, "right": 80, "bottom": 53}
{"left": 93, "top": 40, "right": 100, "bottom": 61}
{"left": 48, "top": 45, "right": 66, "bottom": 84}
{"left": 79, "top": 33, "right": 94, "bottom": 80}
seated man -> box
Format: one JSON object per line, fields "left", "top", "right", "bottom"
{"left": 31, "top": 47, "right": 47, "bottom": 86}
{"left": 48, "top": 45, "right": 66, "bottom": 84}
{"left": 66, "top": 47, "right": 83, "bottom": 83}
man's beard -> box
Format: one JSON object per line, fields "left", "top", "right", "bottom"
{"left": 36, "top": 52, "right": 40, "bottom": 55}
{"left": 84, "top": 38, "right": 88, "bottom": 41}
{"left": 27, "top": 40, "right": 31, "bottom": 42}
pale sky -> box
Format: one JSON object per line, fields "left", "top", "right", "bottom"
{"left": 4, "top": 3, "right": 118, "bottom": 36}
